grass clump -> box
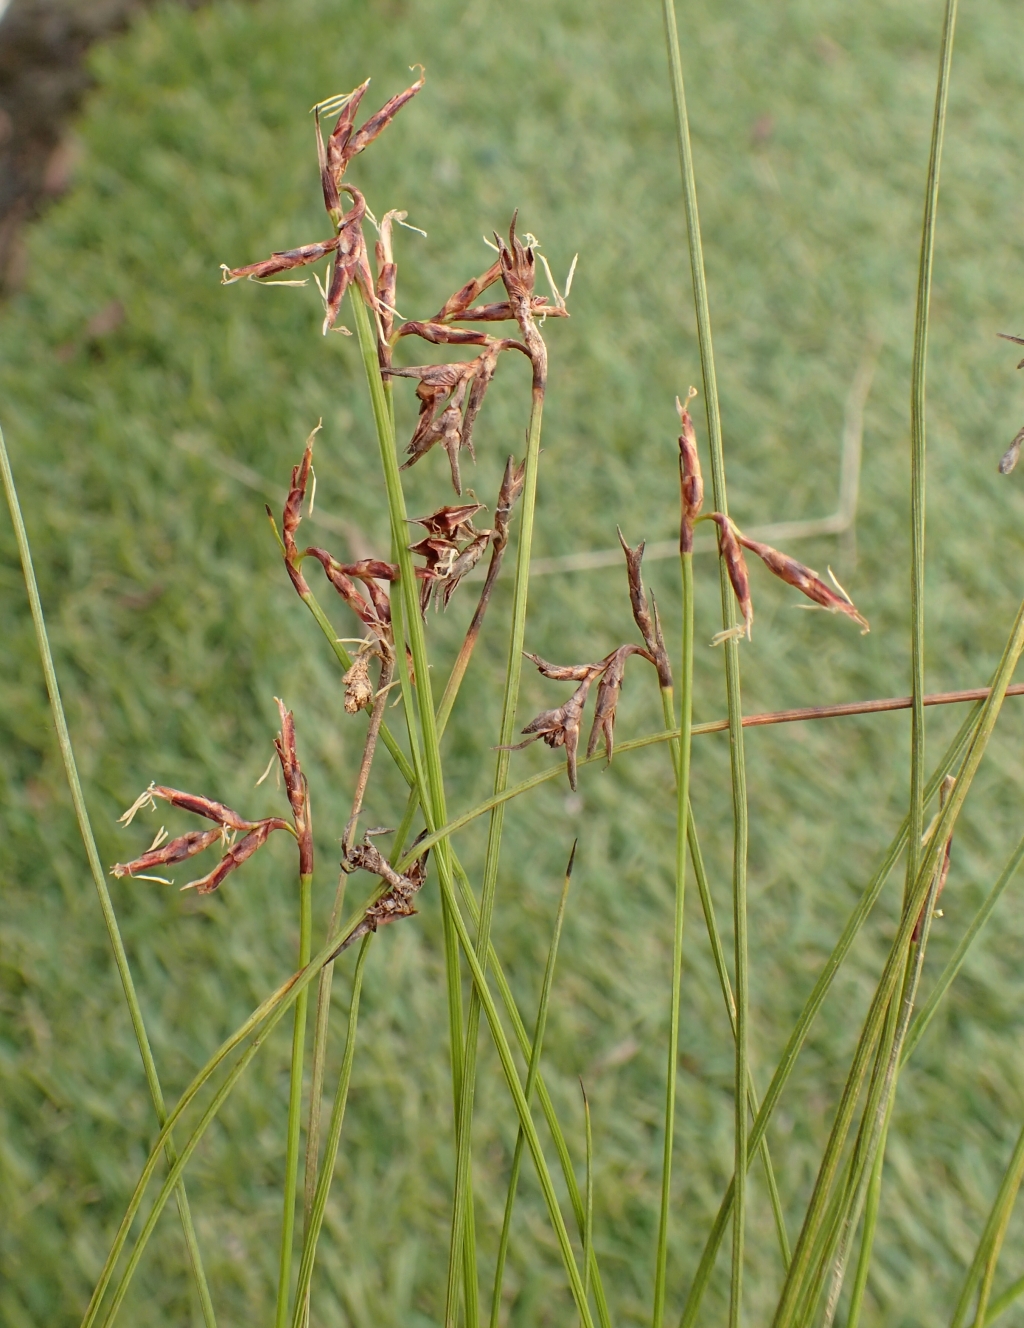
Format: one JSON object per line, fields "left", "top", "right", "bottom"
{"left": 5, "top": 2, "right": 1024, "bottom": 1327}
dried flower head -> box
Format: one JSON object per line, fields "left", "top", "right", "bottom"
{"left": 274, "top": 698, "right": 312, "bottom": 877}
{"left": 999, "top": 426, "right": 1024, "bottom": 476}
{"left": 514, "top": 676, "right": 596, "bottom": 792}
{"left": 335, "top": 831, "right": 429, "bottom": 953}
{"left": 223, "top": 74, "right": 423, "bottom": 332}
{"left": 617, "top": 531, "right": 672, "bottom": 688}
{"left": 709, "top": 514, "right": 753, "bottom": 644}
{"left": 737, "top": 532, "right": 869, "bottom": 633}
{"left": 676, "top": 388, "right": 703, "bottom": 553}
{"left": 114, "top": 784, "right": 290, "bottom": 892}
{"left": 343, "top": 652, "right": 375, "bottom": 714}
{"left": 386, "top": 338, "right": 524, "bottom": 493}
{"left": 492, "top": 456, "right": 527, "bottom": 555}
{"left": 587, "top": 644, "right": 651, "bottom": 762}
{"left": 409, "top": 503, "right": 486, "bottom": 540}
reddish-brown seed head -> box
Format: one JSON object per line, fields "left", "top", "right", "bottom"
{"left": 710, "top": 514, "right": 753, "bottom": 640}
{"left": 676, "top": 389, "right": 703, "bottom": 554}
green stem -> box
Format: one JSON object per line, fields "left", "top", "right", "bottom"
{"left": 275, "top": 870, "right": 314, "bottom": 1328}
{"left": 980, "top": 1271, "right": 1024, "bottom": 1326}
{"left": 433, "top": 859, "right": 596, "bottom": 1328}
{"left": 583, "top": 1082, "right": 594, "bottom": 1316}
{"left": 653, "top": 553, "right": 694, "bottom": 1328}
{"left": 906, "top": 0, "right": 958, "bottom": 899}
{"left": 0, "top": 421, "right": 217, "bottom": 1328}
{"left": 771, "top": 590, "right": 1024, "bottom": 1328}
{"left": 447, "top": 325, "right": 547, "bottom": 1328}
{"left": 844, "top": 1090, "right": 894, "bottom": 1328}
{"left": 350, "top": 287, "right": 473, "bottom": 1323}
{"left": 903, "top": 831, "right": 1024, "bottom": 1066}
{"left": 82, "top": 897, "right": 376, "bottom": 1328}
{"left": 679, "top": 699, "right": 984, "bottom": 1328}
{"left": 489, "top": 849, "right": 574, "bottom": 1328}
{"left": 950, "top": 1119, "right": 1024, "bottom": 1328}
{"left": 661, "top": 12, "right": 749, "bottom": 1319}
{"left": 290, "top": 936, "right": 372, "bottom": 1327}
{"left": 303, "top": 874, "right": 347, "bottom": 1233}
{"left": 98, "top": 986, "right": 292, "bottom": 1328}
{"left": 450, "top": 857, "right": 613, "bottom": 1328}
{"left": 686, "top": 807, "right": 790, "bottom": 1268}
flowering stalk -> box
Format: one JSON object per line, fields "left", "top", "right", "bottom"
{"left": 652, "top": 392, "right": 699, "bottom": 1328}
{"left": 661, "top": 6, "right": 750, "bottom": 1319}
{"left": 445, "top": 219, "right": 550, "bottom": 1328}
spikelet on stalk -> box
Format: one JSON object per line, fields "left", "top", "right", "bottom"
{"left": 111, "top": 704, "right": 309, "bottom": 892}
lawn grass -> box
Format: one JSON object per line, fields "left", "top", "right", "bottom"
{"left": 3, "top": 0, "right": 1024, "bottom": 1324}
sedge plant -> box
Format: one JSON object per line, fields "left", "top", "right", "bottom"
{"left": 7, "top": 8, "right": 1024, "bottom": 1326}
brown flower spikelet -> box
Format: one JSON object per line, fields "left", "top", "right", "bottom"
{"left": 709, "top": 514, "right": 753, "bottom": 640}
{"left": 737, "top": 533, "right": 869, "bottom": 632}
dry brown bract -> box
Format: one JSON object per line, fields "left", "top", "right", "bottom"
{"left": 618, "top": 532, "right": 673, "bottom": 688}
{"left": 221, "top": 74, "right": 424, "bottom": 333}
{"left": 705, "top": 514, "right": 869, "bottom": 641}
{"left": 997, "top": 334, "right": 1024, "bottom": 474}
{"left": 386, "top": 215, "right": 560, "bottom": 495}
{"left": 677, "top": 388, "right": 703, "bottom": 554}
{"left": 512, "top": 644, "right": 655, "bottom": 790}
{"left": 333, "top": 832, "right": 429, "bottom": 954}
{"left": 276, "top": 425, "right": 399, "bottom": 648}
{"left": 112, "top": 703, "right": 310, "bottom": 892}
{"left": 737, "top": 531, "right": 869, "bottom": 633}
{"left": 385, "top": 338, "right": 524, "bottom": 493}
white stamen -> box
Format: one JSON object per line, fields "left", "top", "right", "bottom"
{"left": 119, "top": 783, "right": 157, "bottom": 826}
{"left": 827, "top": 566, "right": 855, "bottom": 605}
{"left": 255, "top": 754, "right": 277, "bottom": 787}
{"left": 563, "top": 253, "right": 579, "bottom": 298}
{"left": 132, "top": 874, "right": 174, "bottom": 885}
{"left": 146, "top": 827, "right": 168, "bottom": 853}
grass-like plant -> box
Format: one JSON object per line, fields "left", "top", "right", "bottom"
{"left": 7, "top": 2, "right": 1024, "bottom": 1325}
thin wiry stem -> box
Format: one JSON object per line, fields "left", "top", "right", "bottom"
{"left": 834, "top": 13, "right": 960, "bottom": 1315}
{"left": 350, "top": 286, "right": 475, "bottom": 1325}
{"left": 80, "top": 895, "right": 375, "bottom": 1328}
{"left": 303, "top": 873, "right": 347, "bottom": 1236}
{"left": 290, "top": 936, "right": 373, "bottom": 1327}
{"left": 489, "top": 846, "right": 575, "bottom": 1328}
{"left": 447, "top": 321, "right": 547, "bottom": 1328}
{"left": 0, "top": 421, "right": 217, "bottom": 1328}
{"left": 661, "top": 9, "right": 749, "bottom": 1318}
{"left": 686, "top": 806, "right": 790, "bottom": 1268}
{"left": 450, "top": 857, "right": 613, "bottom": 1328}
{"left": 274, "top": 868, "right": 314, "bottom": 1328}
{"left": 653, "top": 551, "right": 694, "bottom": 1328}
{"left": 907, "top": 0, "right": 958, "bottom": 900}
{"left": 432, "top": 853, "right": 596, "bottom": 1328}
{"left": 978, "top": 1270, "right": 1024, "bottom": 1326}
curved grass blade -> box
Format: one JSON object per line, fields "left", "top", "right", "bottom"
{"left": 290, "top": 935, "right": 372, "bottom": 1327}
{"left": 0, "top": 421, "right": 217, "bottom": 1328}
{"left": 678, "top": 698, "right": 983, "bottom": 1328}
{"left": 489, "top": 844, "right": 575, "bottom": 1328}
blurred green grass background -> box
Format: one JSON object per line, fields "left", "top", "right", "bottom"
{"left": 3, "top": 0, "right": 1024, "bottom": 1323}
